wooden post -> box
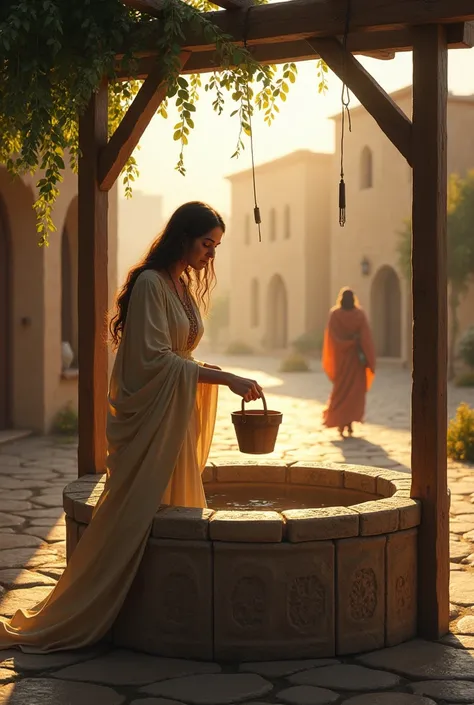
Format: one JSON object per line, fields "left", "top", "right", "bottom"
{"left": 411, "top": 24, "right": 449, "bottom": 638}
{"left": 78, "top": 81, "right": 109, "bottom": 476}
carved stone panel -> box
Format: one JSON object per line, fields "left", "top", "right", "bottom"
{"left": 336, "top": 535, "right": 386, "bottom": 655}
{"left": 386, "top": 528, "right": 418, "bottom": 646}
{"left": 287, "top": 573, "right": 326, "bottom": 632}
{"left": 113, "top": 538, "right": 213, "bottom": 659}
{"left": 213, "top": 541, "right": 335, "bottom": 661}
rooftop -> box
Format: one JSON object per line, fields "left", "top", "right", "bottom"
{"left": 330, "top": 84, "right": 474, "bottom": 120}
{"left": 226, "top": 148, "right": 333, "bottom": 181}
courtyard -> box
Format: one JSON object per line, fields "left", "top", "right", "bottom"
{"left": 0, "top": 360, "right": 474, "bottom": 703}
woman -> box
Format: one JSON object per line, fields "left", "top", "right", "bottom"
{"left": 322, "top": 288, "right": 375, "bottom": 438}
{"left": 0, "top": 201, "right": 263, "bottom": 652}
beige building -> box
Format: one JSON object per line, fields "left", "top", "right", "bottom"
{"left": 227, "top": 87, "right": 474, "bottom": 364}
{"left": 0, "top": 166, "right": 118, "bottom": 434}
{"left": 227, "top": 151, "right": 333, "bottom": 352}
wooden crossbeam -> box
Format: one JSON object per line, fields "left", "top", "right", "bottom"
{"left": 307, "top": 37, "right": 412, "bottom": 165}
{"left": 122, "top": 0, "right": 253, "bottom": 15}
{"left": 122, "top": 0, "right": 474, "bottom": 56}
{"left": 99, "top": 52, "right": 190, "bottom": 191}
{"left": 116, "top": 23, "right": 473, "bottom": 80}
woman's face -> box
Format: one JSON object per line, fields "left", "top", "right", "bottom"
{"left": 186, "top": 226, "right": 223, "bottom": 271}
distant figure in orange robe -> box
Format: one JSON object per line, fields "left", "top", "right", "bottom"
{"left": 322, "top": 288, "right": 376, "bottom": 438}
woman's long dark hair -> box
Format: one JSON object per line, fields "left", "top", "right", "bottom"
{"left": 110, "top": 201, "right": 225, "bottom": 348}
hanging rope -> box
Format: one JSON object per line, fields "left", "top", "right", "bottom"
{"left": 339, "top": 0, "right": 352, "bottom": 227}
{"left": 243, "top": 7, "right": 262, "bottom": 242}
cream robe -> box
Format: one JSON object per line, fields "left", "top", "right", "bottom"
{"left": 0, "top": 270, "right": 218, "bottom": 652}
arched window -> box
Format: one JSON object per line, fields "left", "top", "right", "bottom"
{"left": 360, "top": 146, "right": 373, "bottom": 190}
{"left": 267, "top": 274, "right": 288, "bottom": 349}
{"left": 284, "top": 205, "right": 291, "bottom": 239}
{"left": 244, "top": 214, "right": 251, "bottom": 245}
{"left": 270, "top": 207, "right": 277, "bottom": 241}
{"left": 250, "top": 278, "right": 260, "bottom": 328}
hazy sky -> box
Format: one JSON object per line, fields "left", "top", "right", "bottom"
{"left": 123, "top": 48, "right": 474, "bottom": 219}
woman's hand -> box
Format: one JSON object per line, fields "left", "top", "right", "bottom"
{"left": 227, "top": 374, "right": 263, "bottom": 402}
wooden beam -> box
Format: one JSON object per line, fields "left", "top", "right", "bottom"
{"left": 307, "top": 37, "right": 412, "bottom": 165}
{"left": 122, "top": 0, "right": 253, "bottom": 14}
{"left": 410, "top": 24, "right": 449, "bottom": 639}
{"left": 78, "top": 81, "right": 109, "bottom": 476}
{"left": 99, "top": 52, "right": 190, "bottom": 191}
{"left": 463, "top": 20, "right": 474, "bottom": 47}
{"left": 116, "top": 23, "right": 472, "bottom": 79}
{"left": 122, "top": 0, "right": 474, "bottom": 56}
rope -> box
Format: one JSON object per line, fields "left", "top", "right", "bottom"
{"left": 243, "top": 7, "right": 262, "bottom": 242}
{"left": 339, "top": 0, "right": 352, "bottom": 227}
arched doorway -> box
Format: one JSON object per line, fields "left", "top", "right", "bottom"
{"left": 370, "top": 265, "right": 402, "bottom": 357}
{"left": 267, "top": 274, "right": 288, "bottom": 349}
{"left": 0, "top": 196, "right": 11, "bottom": 428}
{"left": 360, "top": 146, "right": 374, "bottom": 189}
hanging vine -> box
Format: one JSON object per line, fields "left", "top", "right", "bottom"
{"left": 0, "top": 0, "right": 308, "bottom": 244}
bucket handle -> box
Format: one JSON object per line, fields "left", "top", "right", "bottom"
{"left": 241, "top": 394, "right": 268, "bottom": 423}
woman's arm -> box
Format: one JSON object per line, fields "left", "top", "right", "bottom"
{"left": 198, "top": 365, "right": 262, "bottom": 402}
{"left": 198, "top": 366, "right": 232, "bottom": 385}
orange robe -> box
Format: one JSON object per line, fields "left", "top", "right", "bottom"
{"left": 322, "top": 306, "right": 376, "bottom": 429}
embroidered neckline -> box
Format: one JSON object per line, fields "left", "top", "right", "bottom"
{"left": 167, "top": 272, "right": 199, "bottom": 351}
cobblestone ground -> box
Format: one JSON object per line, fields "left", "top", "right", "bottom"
{"left": 1, "top": 359, "right": 474, "bottom": 704}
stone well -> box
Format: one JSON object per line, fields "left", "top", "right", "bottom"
{"left": 63, "top": 461, "right": 419, "bottom": 662}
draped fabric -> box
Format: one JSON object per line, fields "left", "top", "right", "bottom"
{"left": 0, "top": 270, "right": 218, "bottom": 652}
{"left": 322, "top": 306, "right": 376, "bottom": 429}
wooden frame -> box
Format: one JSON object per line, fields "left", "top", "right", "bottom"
{"left": 124, "top": 0, "right": 254, "bottom": 10}
{"left": 411, "top": 23, "right": 449, "bottom": 638}
{"left": 78, "top": 0, "right": 474, "bottom": 639}
{"left": 116, "top": 23, "right": 473, "bottom": 79}
{"left": 122, "top": 1, "right": 474, "bottom": 54}
{"left": 78, "top": 82, "right": 109, "bottom": 476}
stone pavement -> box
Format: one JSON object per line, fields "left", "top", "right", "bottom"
{"left": 1, "top": 360, "right": 474, "bottom": 704}
{"left": 207, "top": 355, "right": 474, "bottom": 472}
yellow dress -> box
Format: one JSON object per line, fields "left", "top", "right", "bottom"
{"left": 0, "top": 270, "right": 218, "bottom": 652}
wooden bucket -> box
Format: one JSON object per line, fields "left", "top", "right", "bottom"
{"left": 231, "top": 395, "right": 283, "bottom": 455}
